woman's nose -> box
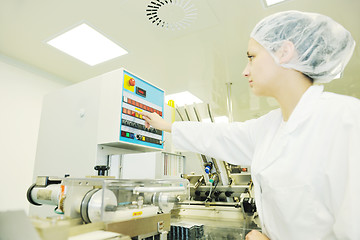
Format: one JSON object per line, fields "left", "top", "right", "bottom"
{"left": 242, "top": 63, "right": 250, "bottom": 77}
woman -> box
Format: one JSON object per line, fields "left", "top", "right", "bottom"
{"left": 142, "top": 11, "right": 359, "bottom": 240}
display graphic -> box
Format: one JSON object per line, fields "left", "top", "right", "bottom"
{"left": 120, "top": 70, "right": 164, "bottom": 149}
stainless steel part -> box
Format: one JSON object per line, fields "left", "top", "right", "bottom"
{"left": 29, "top": 184, "right": 61, "bottom": 206}
{"left": 193, "top": 105, "right": 201, "bottom": 122}
{"left": 193, "top": 175, "right": 204, "bottom": 190}
{"left": 152, "top": 192, "right": 176, "bottom": 213}
{"left": 175, "top": 107, "right": 185, "bottom": 121}
{"left": 206, "top": 103, "right": 214, "bottom": 123}
{"left": 80, "top": 189, "right": 99, "bottom": 223}
{"left": 226, "top": 82, "right": 234, "bottom": 123}
{"left": 133, "top": 186, "right": 186, "bottom": 193}
{"left": 80, "top": 188, "right": 118, "bottom": 223}
{"left": 183, "top": 105, "right": 191, "bottom": 122}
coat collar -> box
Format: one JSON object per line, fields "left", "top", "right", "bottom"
{"left": 284, "top": 85, "right": 324, "bottom": 134}
{"left": 252, "top": 85, "right": 324, "bottom": 175}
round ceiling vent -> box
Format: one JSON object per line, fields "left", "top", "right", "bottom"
{"left": 146, "top": 0, "right": 197, "bottom": 30}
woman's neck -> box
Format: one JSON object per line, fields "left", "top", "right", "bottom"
{"left": 274, "top": 73, "right": 313, "bottom": 121}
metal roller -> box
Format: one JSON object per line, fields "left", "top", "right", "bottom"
{"left": 27, "top": 184, "right": 61, "bottom": 206}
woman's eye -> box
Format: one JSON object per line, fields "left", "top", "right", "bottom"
{"left": 247, "top": 55, "right": 254, "bottom": 61}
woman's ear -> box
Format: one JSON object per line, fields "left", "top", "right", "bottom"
{"left": 277, "top": 41, "right": 295, "bottom": 64}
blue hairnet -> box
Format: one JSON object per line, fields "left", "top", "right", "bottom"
{"left": 250, "top": 10, "right": 356, "bottom": 83}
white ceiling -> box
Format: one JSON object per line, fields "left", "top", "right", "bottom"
{"left": 1, "top": 0, "right": 359, "bottom": 121}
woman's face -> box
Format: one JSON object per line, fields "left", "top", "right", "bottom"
{"left": 242, "top": 38, "right": 281, "bottom": 97}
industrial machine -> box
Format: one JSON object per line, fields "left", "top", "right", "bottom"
{"left": 33, "top": 67, "right": 167, "bottom": 180}
{"left": 28, "top": 176, "right": 189, "bottom": 239}
{"left": 28, "top": 67, "right": 259, "bottom": 240}
{"left": 29, "top": 68, "right": 180, "bottom": 239}
{"left": 168, "top": 104, "right": 260, "bottom": 239}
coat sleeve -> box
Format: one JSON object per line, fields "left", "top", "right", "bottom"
{"left": 171, "top": 119, "right": 261, "bottom": 166}
{"left": 326, "top": 100, "right": 360, "bottom": 239}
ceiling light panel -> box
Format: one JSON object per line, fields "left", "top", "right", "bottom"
{"left": 47, "top": 23, "right": 128, "bottom": 66}
{"left": 263, "top": 0, "right": 289, "bottom": 7}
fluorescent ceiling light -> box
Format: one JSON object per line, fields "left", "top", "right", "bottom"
{"left": 263, "top": 0, "right": 288, "bottom": 7}
{"left": 203, "top": 116, "right": 229, "bottom": 123}
{"left": 165, "top": 91, "right": 203, "bottom": 107}
{"left": 47, "top": 23, "right": 128, "bottom": 66}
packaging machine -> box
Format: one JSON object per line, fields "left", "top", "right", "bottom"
{"left": 27, "top": 67, "right": 259, "bottom": 240}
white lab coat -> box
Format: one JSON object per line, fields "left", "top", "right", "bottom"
{"left": 172, "top": 85, "right": 360, "bottom": 240}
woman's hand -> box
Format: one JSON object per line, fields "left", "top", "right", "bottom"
{"left": 141, "top": 111, "right": 172, "bottom": 132}
{"left": 246, "top": 230, "right": 270, "bottom": 240}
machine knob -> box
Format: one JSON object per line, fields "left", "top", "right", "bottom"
{"left": 94, "top": 165, "right": 109, "bottom": 176}
{"left": 214, "top": 191, "right": 221, "bottom": 197}
{"left": 225, "top": 191, "right": 234, "bottom": 197}
{"left": 242, "top": 197, "right": 257, "bottom": 215}
{"left": 129, "top": 78, "right": 135, "bottom": 86}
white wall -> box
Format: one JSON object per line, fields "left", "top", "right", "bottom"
{"left": 0, "top": 54, "right": 72, "bottom": 213}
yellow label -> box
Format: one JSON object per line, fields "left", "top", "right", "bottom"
{"left": 167, "top": 100, "right": 176, "bottom": 123}
{"left": 37, "top": 189, "right": 52, "bottom": 201}
{"left": 133, "top": 211, "right": 143, "bottom": 216}
{"left": 135, "top": 107, "right": 142, "bottom": 112}
{"left": 167, "top": 100, "right": 175, "bottom": 108}
{"left": 124, "top": 74, "right": 135, "bottom": 92}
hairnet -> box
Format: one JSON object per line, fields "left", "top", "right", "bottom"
{"left": 250, "top": 10, "right": 356, "bottom": 83}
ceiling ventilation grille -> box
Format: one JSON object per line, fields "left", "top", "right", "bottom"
{"left": 146, "top": 0, "right": 197, "bottom": 30}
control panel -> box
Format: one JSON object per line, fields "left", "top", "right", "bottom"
{"left": 120, "top": 70, "right": 164, "bottom": 150}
